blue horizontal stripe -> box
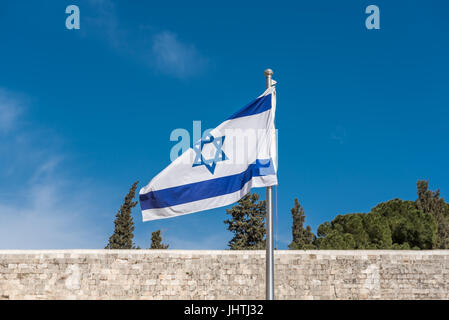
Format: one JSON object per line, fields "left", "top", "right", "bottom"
{"left": 140, "top": 159, "right": 275, "bottom": 211}
{"left": 226, "top": 93, "right": 272, "bottom": 120}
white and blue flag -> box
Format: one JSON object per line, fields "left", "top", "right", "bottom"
{"left": 140, "top": 87, "right": 277, "bottom": 221}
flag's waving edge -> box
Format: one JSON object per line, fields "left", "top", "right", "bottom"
{"left": 140, "top": 87, "right": 277, "bottom": 221}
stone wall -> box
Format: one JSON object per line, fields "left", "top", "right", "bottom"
{"left": 0, "top": 250, "right": 448, "bottom": 300}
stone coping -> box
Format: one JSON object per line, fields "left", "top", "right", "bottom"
{"left": 1, "top": 249, "right": 449, "bottom": 255}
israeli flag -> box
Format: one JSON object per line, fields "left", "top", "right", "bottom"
{"left": 140, "top": 87, "right": 277, "bottom": 221}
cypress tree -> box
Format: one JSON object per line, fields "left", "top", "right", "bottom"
{"left": 416, "top": 180, "right": 449, "bottom": 249}
{"left": 150, "top": 230, "right": 169, "bottom": 249}
{"left": 105, "top": 181, "right": 139, "bottom": 249}
{"left": 224, "top": 193, "right": 266, "bottom": 250}
{"left": 288, "top": 198, "right": 316, "bottom": 249}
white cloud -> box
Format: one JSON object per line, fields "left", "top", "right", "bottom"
{"left": 152, "top": 31, "right": 208, "bottom": 79}
{"left": 0, "top": 88, "right": 22, "bottom": 133}
{"left": 0, "top": 180, "right": 104, "bottom": 249}
{"left": 81, "top": 1, "right": 208, "bottom": 78}
{"left": 84, "top": 0, "right": 124, "bottom": 49}
{"left": 0, "top": 89, "right": 108, "bottom": 249}
{"left": 29, "top": 156, "right": 64, "bottom": 183}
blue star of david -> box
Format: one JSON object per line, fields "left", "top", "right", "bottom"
{"left": 192, "top": 134, "right": 228, "bottom": 174}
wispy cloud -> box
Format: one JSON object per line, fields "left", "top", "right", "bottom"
{"left": 151, "top": 31, "right": 208, "bottom": 79}
{"left": 0, "top": 88, "right": 23, "bottom": 134}
{"left": 83, "top": 0, "right": 124, "bottom": 49}
{"left": 82, "top": 1, "right": 208, "bottom": 78}
{"left": 0, "top": 180, "right": 104, "bottom": 249}
{"left": 0, "top": 88, "right": 108, "bottom": 249}
{"left": 29, "top": 156, "right": 64, "bottom": 183}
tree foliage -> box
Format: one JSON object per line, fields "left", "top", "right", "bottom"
{"left": 288, "top": 198, "right": 316, "bottom": 249}
{"left": 225, "top": 181, "right": 448, "bottom": 250}
{"left": 416, "top": 180, "right": 449, "bottom": 249}
{"left": 224, "top": 193, "right": 266, "bottom": 250}
{"left": 315, "top": 199, "right": 437, "bottom": 250}
{"left": 105, "top": 181, "right": 139, "bottom": 249}
{"left": 150, "top": 230, "right": 169, "bottom": 249}
{"left": 309, "top": 180, "right": 449, "bottom": 250}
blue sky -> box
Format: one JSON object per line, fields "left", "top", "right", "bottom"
{"left": 0, "top": 0, "right": 448, "bottom": 249}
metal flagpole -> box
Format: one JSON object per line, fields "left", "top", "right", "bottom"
{"left": 264, "top": 68, "right": 274, "bottom": 300}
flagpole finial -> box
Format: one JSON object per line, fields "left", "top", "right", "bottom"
{"left": 264, "top": 69, "right": 274, "bottom": 88}
{"left": 264, "top": 69, "right": 274, "bottom": 77}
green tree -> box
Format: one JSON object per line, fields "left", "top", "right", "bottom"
{"left": 315, "top": 199, "right": 436, "bottom": 250}
{"left": 288, "top": 198, "right": 316, "bottom": 249}
{"left": 105, "top": 181, "right": 139, "bottom": 249}
{"left": 416, "top": 180, "right": 449, "bottom": 248}
{"left": 150, "top": 230, "right": 169, "bottom": 249}
{"left": 224, "top": 193, "right": 266, "bottom": 250}
{"left": 371, "top": 199, "right": 435, "bottom": 249}
{"left": 315, "top": 224, "right": 356, "bottom": 249}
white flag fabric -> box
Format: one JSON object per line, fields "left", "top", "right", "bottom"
{"left": 140, "top": 87, "right": 277, "bottom": 221}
